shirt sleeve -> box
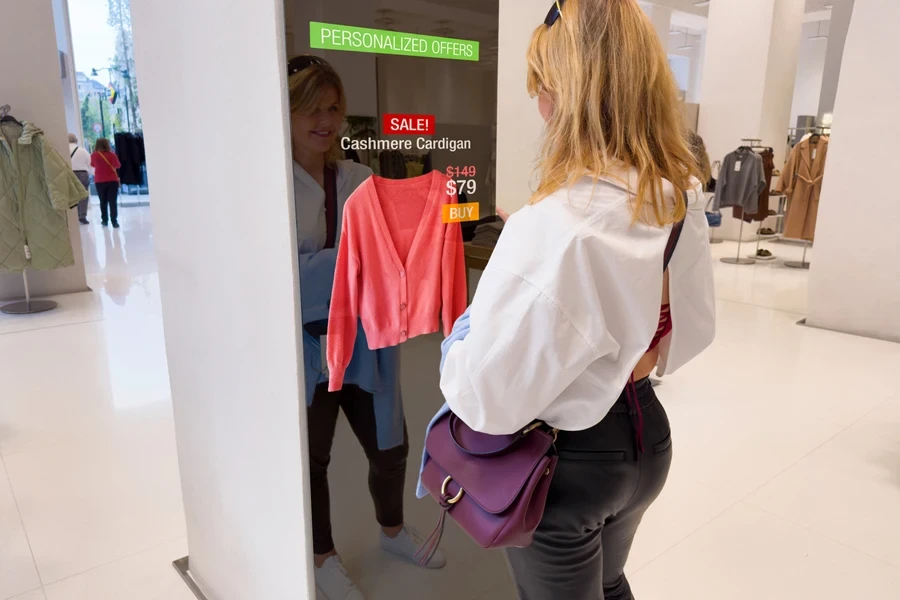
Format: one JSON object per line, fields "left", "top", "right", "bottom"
{"left": 326, "top": 207, "right": 360, "bottom": 391}
{"left": 440, "top": 267, "right": 603, "bottom": 435}
{"left": 440, "top": 203, "right": 467, "bottom": 336}
{"left": 111, "top": 153, "right": 122, "bottom": 169}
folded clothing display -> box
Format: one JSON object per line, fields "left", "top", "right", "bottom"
{"left": 327, "top": 171, "right": 468, "bottom": 390}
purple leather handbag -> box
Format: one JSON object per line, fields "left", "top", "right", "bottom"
{"left": 416, "top": 413, "right": 558, "bottom": 564}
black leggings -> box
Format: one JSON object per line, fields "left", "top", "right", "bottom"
{"left": 96, "top": 181, "right": 119, "bottom": 224}
{"left": 505, "top": 378, "right": 673, "bottom": 600}
{"left": 306, "top": 383, "right": 409, "bottom": 555}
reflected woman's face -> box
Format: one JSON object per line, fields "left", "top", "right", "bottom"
{"left": 291, "top": 85, "right": 343, "bottom": 156}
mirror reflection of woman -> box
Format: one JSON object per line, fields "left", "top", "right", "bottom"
{"left": 288, "top": 55, "right": 446, "bottom": 600}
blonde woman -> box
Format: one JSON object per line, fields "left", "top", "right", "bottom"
{"left": 436, "top": 1, "right": 715, "bottom": 598}
{"left": 288, "top": 55, "right": 445, "bottom": 600}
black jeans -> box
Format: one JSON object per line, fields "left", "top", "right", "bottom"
{"left": 96, "top": 181, "right": 119, "bottom": 224}
{"left": 505, "top": 378, "right": 673, "bottom": 600}
{"left": 306, "top": 383, "right": 409, "bottom": 555}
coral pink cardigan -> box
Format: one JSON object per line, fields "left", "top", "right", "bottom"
{"left": 327, "top": 172, "right": 467, "bottom": 390}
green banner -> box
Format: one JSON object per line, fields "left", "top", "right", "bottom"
{"left": 310, "top": 22, "right": 479, "bottom": 62}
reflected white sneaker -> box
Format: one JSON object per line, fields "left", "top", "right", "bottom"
{"left": 380, "top": 524, "right": 447, "bottom": 569}
{"left": 315, "top": 556, "right": 364, "bottom": 600}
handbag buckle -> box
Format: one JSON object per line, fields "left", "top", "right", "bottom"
{"left": 441, "top": 476, "right": 464, "bottom": 505}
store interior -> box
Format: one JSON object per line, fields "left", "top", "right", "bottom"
{"left": 1, "top": 0, "right": 899, "bottom": 599}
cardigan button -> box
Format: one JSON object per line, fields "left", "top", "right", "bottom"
{"left": 401, "top": 330, "right": 407, "bottom": 338}
{"left": 400, "top": 303, "right": 407, "bottom": 310}
{"left": 399, "top": 270, "right": 406, "bottom": 278}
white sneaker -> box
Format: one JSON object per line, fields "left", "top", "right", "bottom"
{"left": 315, "top": 556, "right": 364, "bottom": 600}
{"left": 379, "top": 524, "right": 447, "bottom": 569}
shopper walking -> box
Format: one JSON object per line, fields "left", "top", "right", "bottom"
{"left": 287, "top": 54, "right": 446, "bottom": 600}
{"left": 90, "top": 138, "right": 121, "bottom": 228}
{"left": 68, "top": 133, "right": 93, "bottom": 224}
{"left": 435, "top": 1, "right": 715, "bottom": 599}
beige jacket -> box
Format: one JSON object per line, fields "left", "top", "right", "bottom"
{"left": 776, "top": 136, "right": 829, "bottom": 241}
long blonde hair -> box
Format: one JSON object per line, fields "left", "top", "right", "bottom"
{"left": 526, "top": 0, "right": 699, "bottom": 224}
{"left": 288, "top": 55, "right": 346, "bottom": 165}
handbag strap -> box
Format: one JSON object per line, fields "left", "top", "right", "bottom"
{"left": 664, "top": 190, "right": 689, "bottom": 271}
{"left": 99, "top": 151, "right": 120, "bottom": 182}
{"left": 448, "top": 414, "right": 554, "bottom": 457}
{"left": 70, "top": 147, "right": 78, "bottom": 158}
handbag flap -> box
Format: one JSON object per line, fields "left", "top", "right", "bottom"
{"left": 425, "top": 413, "right": 553, "bottom": 514}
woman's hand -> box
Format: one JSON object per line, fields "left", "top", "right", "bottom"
{"left": 496, "top": 208, "right": 511, "bottom": 222}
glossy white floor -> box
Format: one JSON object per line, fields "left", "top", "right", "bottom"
{"left": 1, "top": 205, "right": 899, "bottom": 599}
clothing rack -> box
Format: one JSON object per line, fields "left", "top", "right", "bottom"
{"left": 719, "top": 140, "right": 774, "bottom": 266}
{"left": 783, "top": 239, "right": 811, "bottom": 269}
{"left": 0, "top": 105, "right": 59, "bottom": 315}
{"left": 0, "top": 268, "right": 58, "bottom": 314}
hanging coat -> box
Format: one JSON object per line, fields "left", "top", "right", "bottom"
{"left": 0, "top": 121, "right": 87, "bottom": 273}
{"left": 776, "top": 136, "right": 829, "bottom": 241}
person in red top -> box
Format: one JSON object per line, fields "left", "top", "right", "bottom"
{"left": 90, "top": 138, "right": 121, "bottom": 228}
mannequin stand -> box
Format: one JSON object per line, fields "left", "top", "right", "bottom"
{"left": 784, "top": 240, "right": 811, "bottom": 269}
{"left": 1, "top": 269, "right": 58, "bottom": 314}
{"left": 720, "top": 219, "right": 756, "bottom": 265}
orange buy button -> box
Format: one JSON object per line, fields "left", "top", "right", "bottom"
{"left": 443, "top": 202, "right": 480, "bottom": 224}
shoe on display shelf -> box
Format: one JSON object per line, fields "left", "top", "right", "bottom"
{"left": 380, "top": 524, "right": 447, "bottom": 569}
{"left": 315, "top": 556, "right": 365, "bottom": 600}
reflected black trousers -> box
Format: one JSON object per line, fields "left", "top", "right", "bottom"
{"left": 306, "top": 383, "right": 409, "bottom": 555}
{"left": 505, "top": 378, "right": 673, "bottom": 600}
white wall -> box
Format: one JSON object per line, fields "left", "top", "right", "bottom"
{"left": 496, "top": 0, "right": 546, "bottom": 212}
{"left": 818, "top": 0, "right": 856, "bottom": 120}
{"left": 789, "top": 21, "right": 829, "bottom": 125}
{"left": 0, "top": 0, "right": 88, "bottom": 301}
{"left": 699, "top": 0, "right": 804, "bottom": 169}
{"left": 668, "top": 33, "right": 704, "bottom": 103}
{"left": 130, "top": 0, "right": 313, "bottom": 598}
{"left": 807, "top": 0, "right": 900, "bottom": 342}
{"left": 51, "top": 0, "right": 83, "bottom": 139}
{"left": 758, "top": 0, "right": 805, "bottom": 168}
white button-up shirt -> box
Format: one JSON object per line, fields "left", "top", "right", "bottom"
{"left": 440, "top": 171, "right": 716, "bottom": 435}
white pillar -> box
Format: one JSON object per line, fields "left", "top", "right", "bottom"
{"left": 0, "top": 0, "right": 88, "bottom": 301}
{"left": 698, "top": 0, "right": 805, "bottom": 240}
{"left": 648, "top": 5, "right": 673, "bottom": 45}
{"left": 817, "top": 0, "right": 855, "bottom": 122}
{"left": 131, "top": 0, "right": 313, "bottom": 598}
{"left": 807, "top": 0, "right": 900, "bottom": 342}
{"left": 687, "top": 33, "right": 706, "bottom": 105}
{"left": 496, "top": 0, "right": 547, "bottom": 213}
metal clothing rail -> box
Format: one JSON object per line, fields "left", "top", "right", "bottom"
{"left": 0, "top": 268, "right": 58, "bottom": 315}
{"left": 719, "top": 140, "right": 775, "bottom": 266}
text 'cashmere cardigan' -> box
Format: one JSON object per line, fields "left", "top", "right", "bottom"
{"left": 327, "top": 171, "right": 467, "bottom": 390}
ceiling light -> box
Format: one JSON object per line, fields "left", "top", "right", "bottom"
{"left": 825, "top": 4, "right": 833, "bottom": 8}
{"left": 693, "top": 1, "right": 711, "bottom": 7}
{"left": 669, "top": 30, "right": 681, "bottom": 35}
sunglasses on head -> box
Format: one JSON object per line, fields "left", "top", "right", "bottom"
{"left": 544, "top": 0, "right": 567, "bottom": 27}
{"left": 288, "top": 55, "right": 330, "bottom": 77}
